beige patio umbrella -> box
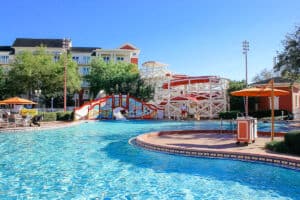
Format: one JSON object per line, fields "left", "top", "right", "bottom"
{"left": 0, "top": 97, "right": 37, "bottom": 105}
{"left": 231, "top": 79, "right": 289, "bottom": 141}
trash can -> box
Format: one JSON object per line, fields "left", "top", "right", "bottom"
{"left": 236, "top": 117, "right": 257, "bottom": 144}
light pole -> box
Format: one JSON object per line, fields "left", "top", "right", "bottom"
{"left": 62, "top": 38, "right": 69, "bottom": 112}
{"left": 51, "top": 97, "right": 54, "bottom": 112}
{"left": 242, "top": 40, "right": 249, "bottom": 116}
{"left": 35, "top": 89, "right": 42, "bottom": 110}
{"left": 74, "top": 93, "right": 79, "bottom": 108}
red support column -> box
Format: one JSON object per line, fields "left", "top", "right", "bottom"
{"left": 112, "top": 95, "right": 115, "bottom": 109}
{"left": 126, "top": 94, "right": 129, "bottom": 110}
{"left": 142, "top": 103, "right": 144, "bottom": 119}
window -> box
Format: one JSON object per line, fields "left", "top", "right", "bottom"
{"left": 53, "top": 55, "right": 60, "bottom": 62}
{"left": 83, "top": 56, "right": 90, "bottom": 64}
{"left": 81, "top": 80, "right": 90, "bottom": 87}
{"left": 0, "top": 55, "right": 9, "bottom": 64}
{"left": 83, "top": 89, "right": 90, "bottom": 99}
{"left": 102, "top": 56, "right": 110, "bottom": 62}
{"left": 72, "top": 56, "right": 79, "bottom": 63}
{"left": 117, "top": 56, "right": 124, "bottom": 61}
{"left": 80, "top": 66, "right": 90, "bottom": 76}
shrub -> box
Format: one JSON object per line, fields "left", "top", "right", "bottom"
{"left": 250, "top": 110, "right": 291, "bottom": 119}
{"left": 284, "top": 130, "right": 300, "bottom": 154}
{"left": 56, "top": 111, "right": 74, "bottom": 121}
{"left": 219, "top": 111, "right": 240, "bottom": 119}
{"left": 265, "top": 141, "right": 289, "bottom": 153}
{"left": 42, "top": 112, "right": 57, "bottom": 121}
{"left": 266, "top": 130, "right": 300, "bottom": 155}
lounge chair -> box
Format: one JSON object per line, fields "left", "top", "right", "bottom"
{"left": 0, "top": 117, "right": 9, "bottom": 128}
{"left": 15, "top": 115, "right": 32, "bottom": 127}
{"left": 30, "top": 115, "right": 43, "bottom": 127}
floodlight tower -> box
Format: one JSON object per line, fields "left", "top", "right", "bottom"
{"left": 242, "top": 40, "right": 249, "bottom": 116}
{"left": 62, "top": 38, "right": 70, "bottom": 112}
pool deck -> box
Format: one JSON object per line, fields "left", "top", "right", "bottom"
{"left": 135, "top": 130, "right": 300, "bottom": 170}
{"left": 0, "top": 120, "right": 84, "bottom": 132}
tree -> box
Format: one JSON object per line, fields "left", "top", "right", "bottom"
{"left": 5, "top": 47, "right": 81, "bottom": 107}
{"left": 228, "top": 80, "right": 245, "bottom": 111}
{"left": 228, "top": 80, "right": 256, "bottom": 113}
{"left": 252, "top": 68, "right": 273, "bottom": 82}
{"left": 274, "top": 26, "right": 300, "bottom": 83}
{"left": 87, "top": 59, "right": 154, "bottom": 101}
{"left": 0, "top": 67, "right": 6, "bottom": 99}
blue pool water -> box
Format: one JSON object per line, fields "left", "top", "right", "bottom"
{"left": 0, "top": 120, "right": 299, "bottom": 199}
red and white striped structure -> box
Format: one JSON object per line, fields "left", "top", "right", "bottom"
{"left": 140, "top": 62, "right": 229, "bottom": 119}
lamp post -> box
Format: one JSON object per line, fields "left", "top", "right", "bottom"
{"left": 35, "top": 89, "right": 42, "bottom": 110}
{"left": 62, "top": 38, "right": 69, "bottom": 112}
{"left": 242, "top": 40, "right": 249, "bottom": 116}
{"left": 74, "top": 93, "right": 79, "bottom": 108}
{"left": 51, "top": 97, "right": 54, "bottom": 112}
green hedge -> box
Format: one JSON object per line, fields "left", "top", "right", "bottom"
{"left": 266, "top": 130, "right": 300, "bottom": 155}
{"left": 265, "top": 140, "right": 289, "bottom": 153}
{"left": 56, "top": 111, "right": 74, "bottom": 121}
{"left": 284, "top": 130, "right": 300, "bottom": 154}
{"left": 250, "top": 110, "right": 291, "bottom": 119}
{"left": 220, "top": 110, "right": 292, "bottom": 119}
{"left": 42, "top": 112, "right": 57, "bottom": 121}
{"left": 219, "top": 111, "right": 240, "bottom": 119}
{"left": 37, "top": 111, "right": 74, "bottom": 121}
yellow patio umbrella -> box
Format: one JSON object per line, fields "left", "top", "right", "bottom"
{"left": 231, "top": 80, "right": 289, "bottom": 141}
{"left": 0, "top": 97, "right": 37, "bottom": 105}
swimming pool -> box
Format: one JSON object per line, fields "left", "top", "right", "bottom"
{"left": 0, "top": 120, "right": 299, "bottom": 199}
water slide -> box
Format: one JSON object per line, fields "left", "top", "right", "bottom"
{"left": 113, "top": 107, "right": 126, "bottom": 120}
{"left": 75, "top": 95, "right": 161, "bottom": 120}
{"left": 74, "top": 98, "right": 106, "bottom": 120}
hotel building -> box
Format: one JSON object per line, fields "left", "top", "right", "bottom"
{"left": 0, "top": 38, "right": 140, "bottom": 104}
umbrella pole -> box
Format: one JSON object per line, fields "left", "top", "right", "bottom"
{"left": 271, "top": 79, "right": 274, "bottom": 141}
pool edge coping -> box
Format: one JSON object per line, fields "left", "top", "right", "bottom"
{"left": 132, "top": 130, "right": 300, "bottom": 171}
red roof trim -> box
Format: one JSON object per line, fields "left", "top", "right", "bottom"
{"left": 120, "top": 44, "right": 136, "bottom": 50}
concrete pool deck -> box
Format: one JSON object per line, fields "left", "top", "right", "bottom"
{"left": 134, "top": 130, "right": 300, "bottom": 170}
{"left": 0, "top": 120, "right": 84, "bottom": 132}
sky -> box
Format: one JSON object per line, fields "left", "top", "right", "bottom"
{"left": 1, "top": 0, "right": 300, "bottom": 82}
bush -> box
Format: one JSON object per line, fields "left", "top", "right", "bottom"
{"left": 56, "top": 111, "right": 74, "bottom": 121}
{"left": 42, "top": 112, "right": 57, "bottom": 121}
{"left": 266, "top": 130, "right": 300, "bottom": 155}
{"left": 284, "top": 130, "right": 300, "bottom": 154}
{"left": 250, "top": 110, "right": 291, "bottom": 119}
{"left": 265, "top": 141, "right": 289, "bottom": 153}
{"left": 219, "top": 111, "right": 240, "bottom": 119}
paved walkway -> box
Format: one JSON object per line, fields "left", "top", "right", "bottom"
{"left": 135, "top": 130, "right": 300, "bottom": 170}
{"left": 0, "top": 121, "right": 83, "bottom": 132}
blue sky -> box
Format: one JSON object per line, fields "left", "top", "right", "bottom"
{"left": 1, "top": 0, "right": 300, "bottom": 81}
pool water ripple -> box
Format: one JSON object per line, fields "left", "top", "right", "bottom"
{"left": 0, "top": 120, "right": 299, "bottom": 199}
